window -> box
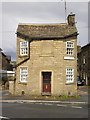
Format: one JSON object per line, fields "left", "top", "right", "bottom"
{"left": 66, "top": 68, "right": 74, "bottom": 83}
{"left": 20, "top": 67, "right": 28, "bottom": 82}
{"left": 20, "top": 41, "right": 28, "bottom": 55}
{"left": 66, "top": 41, "right": 74, "bottom": 55}
{"left": 83, "top": 56, "right": 86, "bottom": 64}
{"left": 83, "top": 72, "right": 85, "bottom": 79}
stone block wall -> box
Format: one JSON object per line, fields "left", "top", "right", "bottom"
{"left": 14, "top": 37, "right": 77, "bottom": 96}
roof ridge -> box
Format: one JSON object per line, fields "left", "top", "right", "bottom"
{"left": 18, "top": 23, "right": 68, "bottom": 26}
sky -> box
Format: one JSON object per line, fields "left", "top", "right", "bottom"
{"left": 0, "top": 0, "right": 89, "bottom": 61}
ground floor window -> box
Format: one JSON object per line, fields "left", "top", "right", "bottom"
{"left": 20, "top": 67, "right": 28, "bottom": 82}
{"left": 66, "top": 68, "right": 74, "bottom": 83}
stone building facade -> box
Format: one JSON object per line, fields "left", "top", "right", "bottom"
{"left": 77, "top": 43, "right": 90, "bottom": 85}
{"left": 0, "top": 48, "right": 12, "bottom": 71}
{"left": 10, "top": 14, "right": 78, "bottom": 96}
{"left": 0, "top": 48, "right": 13, "bottom": 87}
{"left": 77, "top": 45, "right": 81, "bottom": 76}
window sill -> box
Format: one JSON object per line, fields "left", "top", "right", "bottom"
{"left": 65, "top": 82, "right": 74, "bottom": 85}
{"left": 18, "top": 82, "right": 27, "bottom": 85}
{"left": 18, "top": 55, "right": 29, "bottom": 58}
{"left": 64, "top": 56, "right": 75, "bottom": 60}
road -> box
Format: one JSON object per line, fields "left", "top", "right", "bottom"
{"left": 2, "top": 102, "right": 88, "bottom": 118}
{"left": 0, "top": 86, "right": 89, "bottom": 119}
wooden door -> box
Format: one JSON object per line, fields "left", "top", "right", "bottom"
{"left": 42, "top": 72, "right": 51, "bottom": 93}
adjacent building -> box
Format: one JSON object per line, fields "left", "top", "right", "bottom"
{"left": 0, "top": 48, "right": 12, "bottom": 71}
{"left": 0, "top": 48, "right": 14, "bottom": 87}
{"left": 77, "top": 45, "right": 81, "bottom": 77}
{"left": 77, "top": 43, "right": 90, "bottom": 85}
{"left": 10, "top": 14, "right": 78, "bottom": 96}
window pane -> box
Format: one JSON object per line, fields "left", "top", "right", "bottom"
{"left": 20, "top": 67, "right": 28, "bottom": 82}
{"left": 66, "top": 68, "right": 74, "bottom": 83}
{"left": 66, "top": 42, "right": 74, "bottom": 55}
{"left": 20, "top": 41, "right": 28, "bottom": 55}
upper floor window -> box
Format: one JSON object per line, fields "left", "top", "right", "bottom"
{"left": 66, "top": 68, "right": 74, "bottom": 83}
{"left": 83, "top": 56, "right": 86, "bottom": 64}
{"left": 20, "top": 41, "right": 28, "bottom": 55}
{"left": 20, "top": 67, "right": 28, "bottom": 82}
{"left": 66, "top": 41, "right": 74, "bottom": 55}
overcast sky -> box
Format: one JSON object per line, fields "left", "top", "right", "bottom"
{"left": 0, "top": 0, "right": 89, "bottom": 61}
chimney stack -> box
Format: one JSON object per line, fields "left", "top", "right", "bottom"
{"left": 67, "top": 13, "right": 75, "bottom": 26}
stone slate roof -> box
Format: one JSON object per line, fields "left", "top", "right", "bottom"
{"left": 82, "top": 43, "right": 90, "bottom": 49}
{"left": 17, "top": 23, "right": 78, "bottom": 40}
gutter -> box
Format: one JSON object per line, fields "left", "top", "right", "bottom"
{"left": 16, "top": 32, "right": 79, "bottom": 41}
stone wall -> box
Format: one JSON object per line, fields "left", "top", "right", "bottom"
{"left": 0, "top": 52, "right": 12, "bottom": 71}
{"left": 77, "top": 43, "right": 90, "bottom": 85}
{"left": 14, "top": 36, "right": 77, "bottom": 96}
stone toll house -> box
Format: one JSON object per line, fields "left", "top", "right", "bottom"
{"left": 9, "top": 14, "right": 78, "bottom": 96}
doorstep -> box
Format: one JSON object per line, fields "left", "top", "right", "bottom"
{"left": 41, "top": 92, "right": 51, "bottom": 96}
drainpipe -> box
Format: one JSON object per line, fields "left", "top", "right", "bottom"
{"left": 13, "top": 40, "right": 30, "bottom": 68}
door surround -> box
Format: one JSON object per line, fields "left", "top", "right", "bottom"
{"left": 40, "top": 70, "right": 53, "bottom": 95}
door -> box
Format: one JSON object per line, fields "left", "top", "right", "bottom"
{"left": 42, "top": 72, "right": 51, "bottom": 93}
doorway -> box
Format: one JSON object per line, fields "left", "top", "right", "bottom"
{"left": 42, "top": 72, "right": 51, "bottom": 94}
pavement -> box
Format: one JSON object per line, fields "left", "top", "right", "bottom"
{"left": 0, "top": 86, "right": 89, "bottom": 104}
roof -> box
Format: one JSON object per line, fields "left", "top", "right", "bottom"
{"left": 17, "top": 23, "right": 78, "bottom": 40}
{"left": 82, "top": 43, "right": 90, "bottom": 49}
{"left": 0, "top": 49, "right": 11, "bottom": 62}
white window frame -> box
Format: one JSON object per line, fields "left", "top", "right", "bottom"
{"left": 66, "top": 68, "right": 74, "bottom": 83}
{"left": 83, "top": 56, "right": 86, "bottom": 64}
{"left": 66, "top": 41, "right": 74, "bottom": 55}
{"left": 20, "top": 41, "right": 28, "bottom": 55}
{"left": 20, "top": 67, "right": 28, "bottom": 82}
{"left": 83, "top": 72, "right": 85, "bottom": 79}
